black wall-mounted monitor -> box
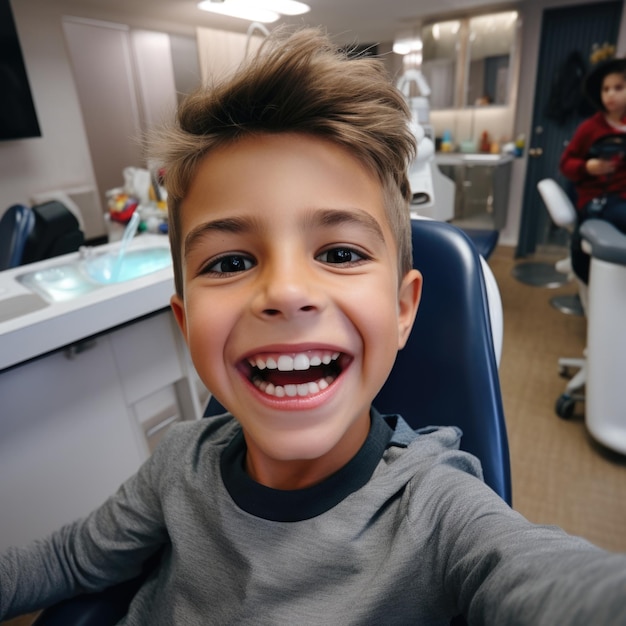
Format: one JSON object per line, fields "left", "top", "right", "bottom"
{"left": 0, "top": 0, "right": 41, "bottom": 140}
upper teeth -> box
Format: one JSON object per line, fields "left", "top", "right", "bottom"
{"left": 248, "top": 351, "right": 340, "bottom": 372}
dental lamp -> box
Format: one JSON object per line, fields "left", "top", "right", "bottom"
{"left": 396, "top": 69, "right": 455, "bottom": 222}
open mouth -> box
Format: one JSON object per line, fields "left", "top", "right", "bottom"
{"left": 242, "top": 350, "right": 349, "bottom": 398}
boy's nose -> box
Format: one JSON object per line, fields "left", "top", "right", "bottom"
{"left": 252, "top": 258, "right": 324, "bottom": 320}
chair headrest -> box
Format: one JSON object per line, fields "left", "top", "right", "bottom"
{"left": 22, "top": 200, "right": 85, "bottom": 264}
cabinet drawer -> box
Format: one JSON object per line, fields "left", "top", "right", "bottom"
{"left": 110, "top": 310, "right": 184, "bottom": 405}
{"left": 133, "top": 384, "right": 183, "bottom": 454}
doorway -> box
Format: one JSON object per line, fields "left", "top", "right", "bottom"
{"left": 516, "top": 1, "right": 623, "bottom": 258}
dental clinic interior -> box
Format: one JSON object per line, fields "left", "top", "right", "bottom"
{"left": 1, "top": 0, "right": 626, "bottom": 609}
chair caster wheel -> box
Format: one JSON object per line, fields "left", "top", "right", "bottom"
{"left": 556, "top": 394, "right": 576, "bottom": 419}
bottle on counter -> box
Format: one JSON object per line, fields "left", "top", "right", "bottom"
{"left": 480, "top": 131, "right": 491, "bottom": 153}
{"left": 440, "top": 129, "right": 453, "bottom": 152}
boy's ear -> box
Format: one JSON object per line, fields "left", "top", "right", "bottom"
{"left": 170, "top": 294, "right": 188, "bottom": 341}
{"left": 397, "top": 269, "right": 422, "bottom": 350}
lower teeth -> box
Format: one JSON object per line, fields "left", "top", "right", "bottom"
{"left": 253, "top": 376, "right": 334, "bottom": 398}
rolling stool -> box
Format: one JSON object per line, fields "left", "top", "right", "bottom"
{"left": 536, "top": 179, "right": 588, "bottom": 419}
{"left": 537, "top": 178, "right": 585, "bottom": 316}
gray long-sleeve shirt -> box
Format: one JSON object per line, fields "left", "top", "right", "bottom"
{"left": 1, "top": 411, "right": 626, "bottom": 624}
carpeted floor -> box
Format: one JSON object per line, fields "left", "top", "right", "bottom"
{"left": 4, "top": 245, "right": 626, "bottom": 626}
{"left": 491, "top": 245, "right": 626, "bottom": 553}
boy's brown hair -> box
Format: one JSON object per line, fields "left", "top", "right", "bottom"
{"left": 150, "top": 27, "right": 416, "bottom": 297}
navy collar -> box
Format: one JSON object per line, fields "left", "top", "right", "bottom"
{"left": 221, "top": 409, "right": 393, "bottom": 522}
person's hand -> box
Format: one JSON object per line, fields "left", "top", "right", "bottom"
{"left": 586, "top": 158, "right": 617, "bottom": 176}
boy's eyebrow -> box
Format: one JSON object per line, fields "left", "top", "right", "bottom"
{"left": 183, "top": 207, "right": 386, "bottom": 259}
{"left": 183, "top": 216, "right": 260, "bottom": 259}
{"left": 311, "top": 208, "right": 386, "bottom": 244}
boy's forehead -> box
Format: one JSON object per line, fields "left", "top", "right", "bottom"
{"left": 181, "top": 133, "right": 388, "bottom": 220}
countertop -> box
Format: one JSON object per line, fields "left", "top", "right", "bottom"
{"left": 435, "top": 152, "right": 514, "bottom": 166}
{"left": 0, "top": 234, "right": 175, "bottom": 371}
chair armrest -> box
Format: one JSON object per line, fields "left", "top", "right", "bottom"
{"left": 580, "top": 219, "right": 626, "bottom": 266}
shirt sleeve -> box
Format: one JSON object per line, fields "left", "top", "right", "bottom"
{"left": 416, "top": 456, "right": 626, "bottom": 625}
{"left": 0, "top": 427, "right": 173, "bottom": 621}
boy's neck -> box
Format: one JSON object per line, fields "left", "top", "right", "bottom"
{"left": 242, "top": 414, "right": 371, "bottom": 491}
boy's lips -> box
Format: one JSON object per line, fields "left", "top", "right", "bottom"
{"left": 237, "top": 349, "right": 352, "bottom": 400}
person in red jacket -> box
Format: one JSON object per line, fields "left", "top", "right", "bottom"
{"left": 559, "top": 57, "right": 626, "bottom": 283}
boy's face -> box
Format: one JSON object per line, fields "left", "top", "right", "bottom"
{"left": 601, "top": 72, "right": 626, "bottom": 116}
{"left": 171, "top": 133, "right": 421, "bottom": 489}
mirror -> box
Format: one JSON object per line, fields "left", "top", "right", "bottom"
{"left": 421, "top": 20, "right": 461, "bottom": 110}
{"left": 466, "top": 11, "right": 518, "bottom": 107}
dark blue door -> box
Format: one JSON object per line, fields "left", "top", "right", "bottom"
{"left": 516, "top": 1, "right": 623, "bottom": 257}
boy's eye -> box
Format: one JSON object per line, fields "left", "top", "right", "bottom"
{"left": 204, "top": 254, "right": 255, "bottom": 274}
{"left": 316, "top": 247, "right": 366, "bottom": 265}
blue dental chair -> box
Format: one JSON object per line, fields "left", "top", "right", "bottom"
{"left": 33, "top": 219, "right": 511, "bottom": 625}
{"left": 0, "top": 204, "right": 35, "bottom": 270}
{"left": 0, "top": 200, "right": 85, "bottom": 271}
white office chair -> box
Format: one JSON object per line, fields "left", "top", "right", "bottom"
{"left": 537, "top": 178, "right": 587, "bottom": 418}
{"left": 579, "top": 220, "right": 626, "bottom": 455}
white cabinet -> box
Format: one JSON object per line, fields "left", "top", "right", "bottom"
{"left": 0, "top": 309, "right": 208, "bottom": 551}
{"left": 435, "top": 153, "right": 513, "bottom": 230}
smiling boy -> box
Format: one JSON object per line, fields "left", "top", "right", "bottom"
{"left": 170, "top": 132, "right": 420, "bottom": 490}
{"left": 2, "top": 27, "right": 626, "bottom": 626}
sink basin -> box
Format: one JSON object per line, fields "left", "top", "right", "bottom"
{"left": 0, "top": 294, "right": 49, "bottom": 323}
{"left": 82, "top": 247, "right": 172, "bottom": 284}
{"left": 18, "top": 246, "right": 172, "bottom": 303}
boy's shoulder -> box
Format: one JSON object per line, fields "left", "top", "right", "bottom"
{"left": 385, "top": 413, "right": 462, "bottom": 449}
{"left": 151, "top": 410, "right": 479, "bottom": 490}
{"left": 375, "top": 412, "right": 482, "bottom": 486}
{"left": 154, "top": 411, "right": 240, "bottom": 458}
{"left": 162, "top": 410, "right": 467, "bottom": 461}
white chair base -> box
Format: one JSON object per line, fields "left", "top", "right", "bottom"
{"left": 579, "top": 220, "right": 626, "bottom": 455}
{"left": 585, "top": 257, "right": 626, "bottom": 455}
{"left": 555, "top": 354, "right": 586, "bottom": 419}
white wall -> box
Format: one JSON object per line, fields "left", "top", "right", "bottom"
{"left": 1, "top": 0, "right": 195, "bottom": 240}
{"left": 1, "top": 1, "right": 99, "bottom": 235}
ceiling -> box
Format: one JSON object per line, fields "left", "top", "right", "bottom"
{"left": 64, "top": 0, "right": 522, "bottom": 44}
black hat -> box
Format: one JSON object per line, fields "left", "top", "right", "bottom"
{"left": 584, "top": 57, "right": 626, "bottom": 111}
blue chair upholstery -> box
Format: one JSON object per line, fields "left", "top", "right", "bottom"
{"left": 374, "top": 220, "right": 510, "bottom": 503}
{"left": 34, "top": 219, "right": 511, "bottom": 625}
{"left": 0, "top": 204, "right": 35, "bottom": 270}
{"left": 460, "top": 227, "right": 500, "bottom": 260}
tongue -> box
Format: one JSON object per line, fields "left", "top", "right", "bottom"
{"left": 265, "top": 370, "right": 320, "bottom": 386}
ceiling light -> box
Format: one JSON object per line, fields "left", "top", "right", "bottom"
{"left": 393, "top": 36, "right": 422, "bottom": 56}
{"left": 260, "top": 0, "right": 310, "bottom": 15}
{"left": 197, "top": 0, "right": 310, "bottom": 23}
{"left": 198, "top": 1, "right": 280, "bottom": 23}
